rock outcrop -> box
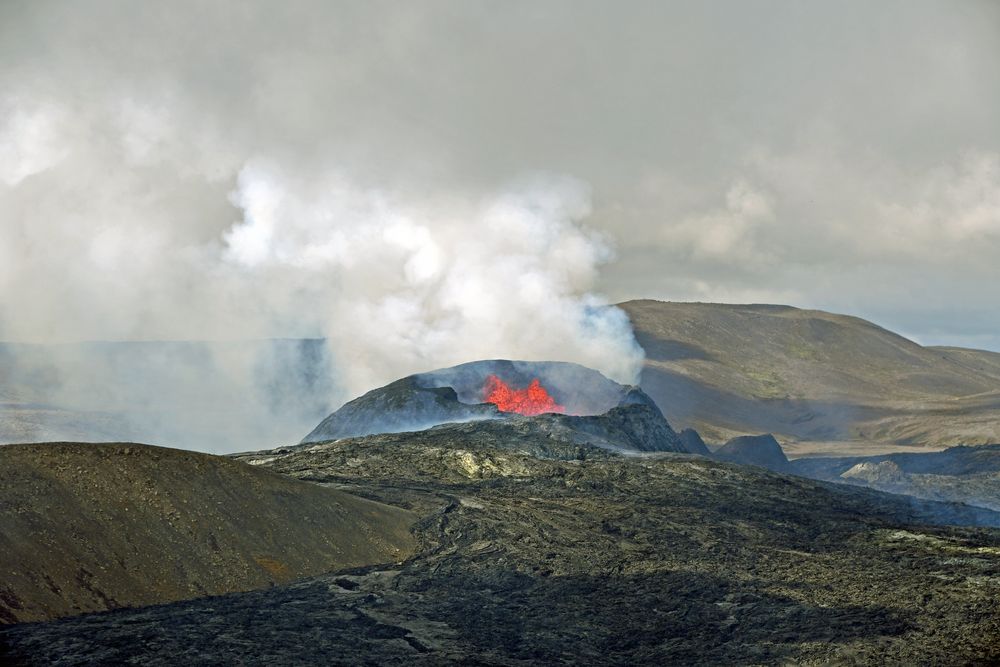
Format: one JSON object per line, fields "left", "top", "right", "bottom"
{"left": 841, "top": 460, "right": 906, "bottom": 485}
{"left": 713, "top": 433, "right": 791, "bottom": 472}
{"left": 678, "top": 428, "right": 711, "bottom": 456}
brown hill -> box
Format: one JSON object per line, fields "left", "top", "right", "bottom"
{"left": 621, "top": 300, "right": 1000, "bottom": 455}
{"left": 0, "top": 442, "right": 416, "bottom": 624}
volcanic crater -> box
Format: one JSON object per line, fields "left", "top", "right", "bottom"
{"left": 302, "top": 360, "right": 693, "bottom": 454}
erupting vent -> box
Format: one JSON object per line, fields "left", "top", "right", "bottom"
{"left": 482, "top": 374, "right": 565, "bottom": 416}
{"left": 301, "top": 360, "right": 690, "bottom": 455}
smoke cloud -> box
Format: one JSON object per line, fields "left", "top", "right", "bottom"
{"left": 222, "top": 162, "right": 643, "bottom": 392}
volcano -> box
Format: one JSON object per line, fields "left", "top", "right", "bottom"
{"left": 301, "top": 360, "right": 695, "bottom": 454}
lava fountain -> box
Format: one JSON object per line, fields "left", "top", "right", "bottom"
{"left": 482, "top": 374, "right": 565, "bottom": 416}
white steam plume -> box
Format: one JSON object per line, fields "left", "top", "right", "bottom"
{"left": 224, "top": 161, "right": 643, "bottom": 394}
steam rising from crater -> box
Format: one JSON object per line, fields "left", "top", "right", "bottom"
{"left": 222, "top": 163, "right": 644, "bottom": 394}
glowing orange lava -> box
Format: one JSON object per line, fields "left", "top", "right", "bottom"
{"left": 483, "top": 374, "right": 565, "bottom": 416}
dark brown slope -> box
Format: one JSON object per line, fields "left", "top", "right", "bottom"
{"left": 621, "top": 300, "right": 1000, "bottom": 454}
{"left": 0, "top": 442, "right": 416, "bottom": 624}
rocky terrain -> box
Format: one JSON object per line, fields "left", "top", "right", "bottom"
{"left": 0, "top": 442, "right": 415, "bottom": 624}
{"left": 792, "top": 444, "right": 1000, "bottom": 513}
{"left": 794, "top": 444, "right": 1000, "bottom": 478}
{"left": 303, "top": 375, "right": 501, "bottom": 442}
{"left": 622, "top": 300, "right": 1000, "bottom": 452}
{"left": 3, "top": 431, "right": 1000, "bottom": 665}
{"left": 688, "top": 431, "right": 1000, "bottom": 517}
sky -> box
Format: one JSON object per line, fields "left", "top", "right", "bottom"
{"left": 2, "top": 0, "right": 999, "bottom": 389}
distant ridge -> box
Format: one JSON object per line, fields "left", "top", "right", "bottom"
{"left": 621, "top": 300, "right": 1000, "bottom": 453}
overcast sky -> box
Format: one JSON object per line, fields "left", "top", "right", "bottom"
{"left": 2, "top": 0, "right": 999, "bottom": 362}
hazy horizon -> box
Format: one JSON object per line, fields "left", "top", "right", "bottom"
{"left": 0, "top": 297, "right": 991, "bottom": 354}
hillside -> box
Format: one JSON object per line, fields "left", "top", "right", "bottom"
{"left": 3, "top": 432, "right": 1000, "bottom": 664}
{"left": 930, "top": 346, "right": 1000, "bottom": 379}
{"left": 0, "top": 442, "right": 415, "bottom": 624}
{"left": 621, "top": 300, "right": 1000, "bottom": 454}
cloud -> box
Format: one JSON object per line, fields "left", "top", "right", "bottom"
{"left": 0, "top": 98, "right": 67, "bottom": 186}
{"left": 876, "top": 152, "right": 1000, "bottom": 255}
{"left": 661, "top": 181, "right": 775, "bottom": 264}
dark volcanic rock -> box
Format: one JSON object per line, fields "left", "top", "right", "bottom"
{"left": 304, "top": 405, "right": 685, "bottom": 465}
{"left": 5, "top": 432, "right": 1000, "bottom": 665}
{"left": 302, "top": 376, "right": 500, "bottom": 442}
{"left": 713, "top": 434, "right": 791, "bottom": 472}
{"left": 538, "top": 389, "right": 687, "bottom": 453}
{"left": 678, "top": 428, "right": 711, "bottom": 456}
{"left": 302, "top": 360, "right": 688, "bottom": 454}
